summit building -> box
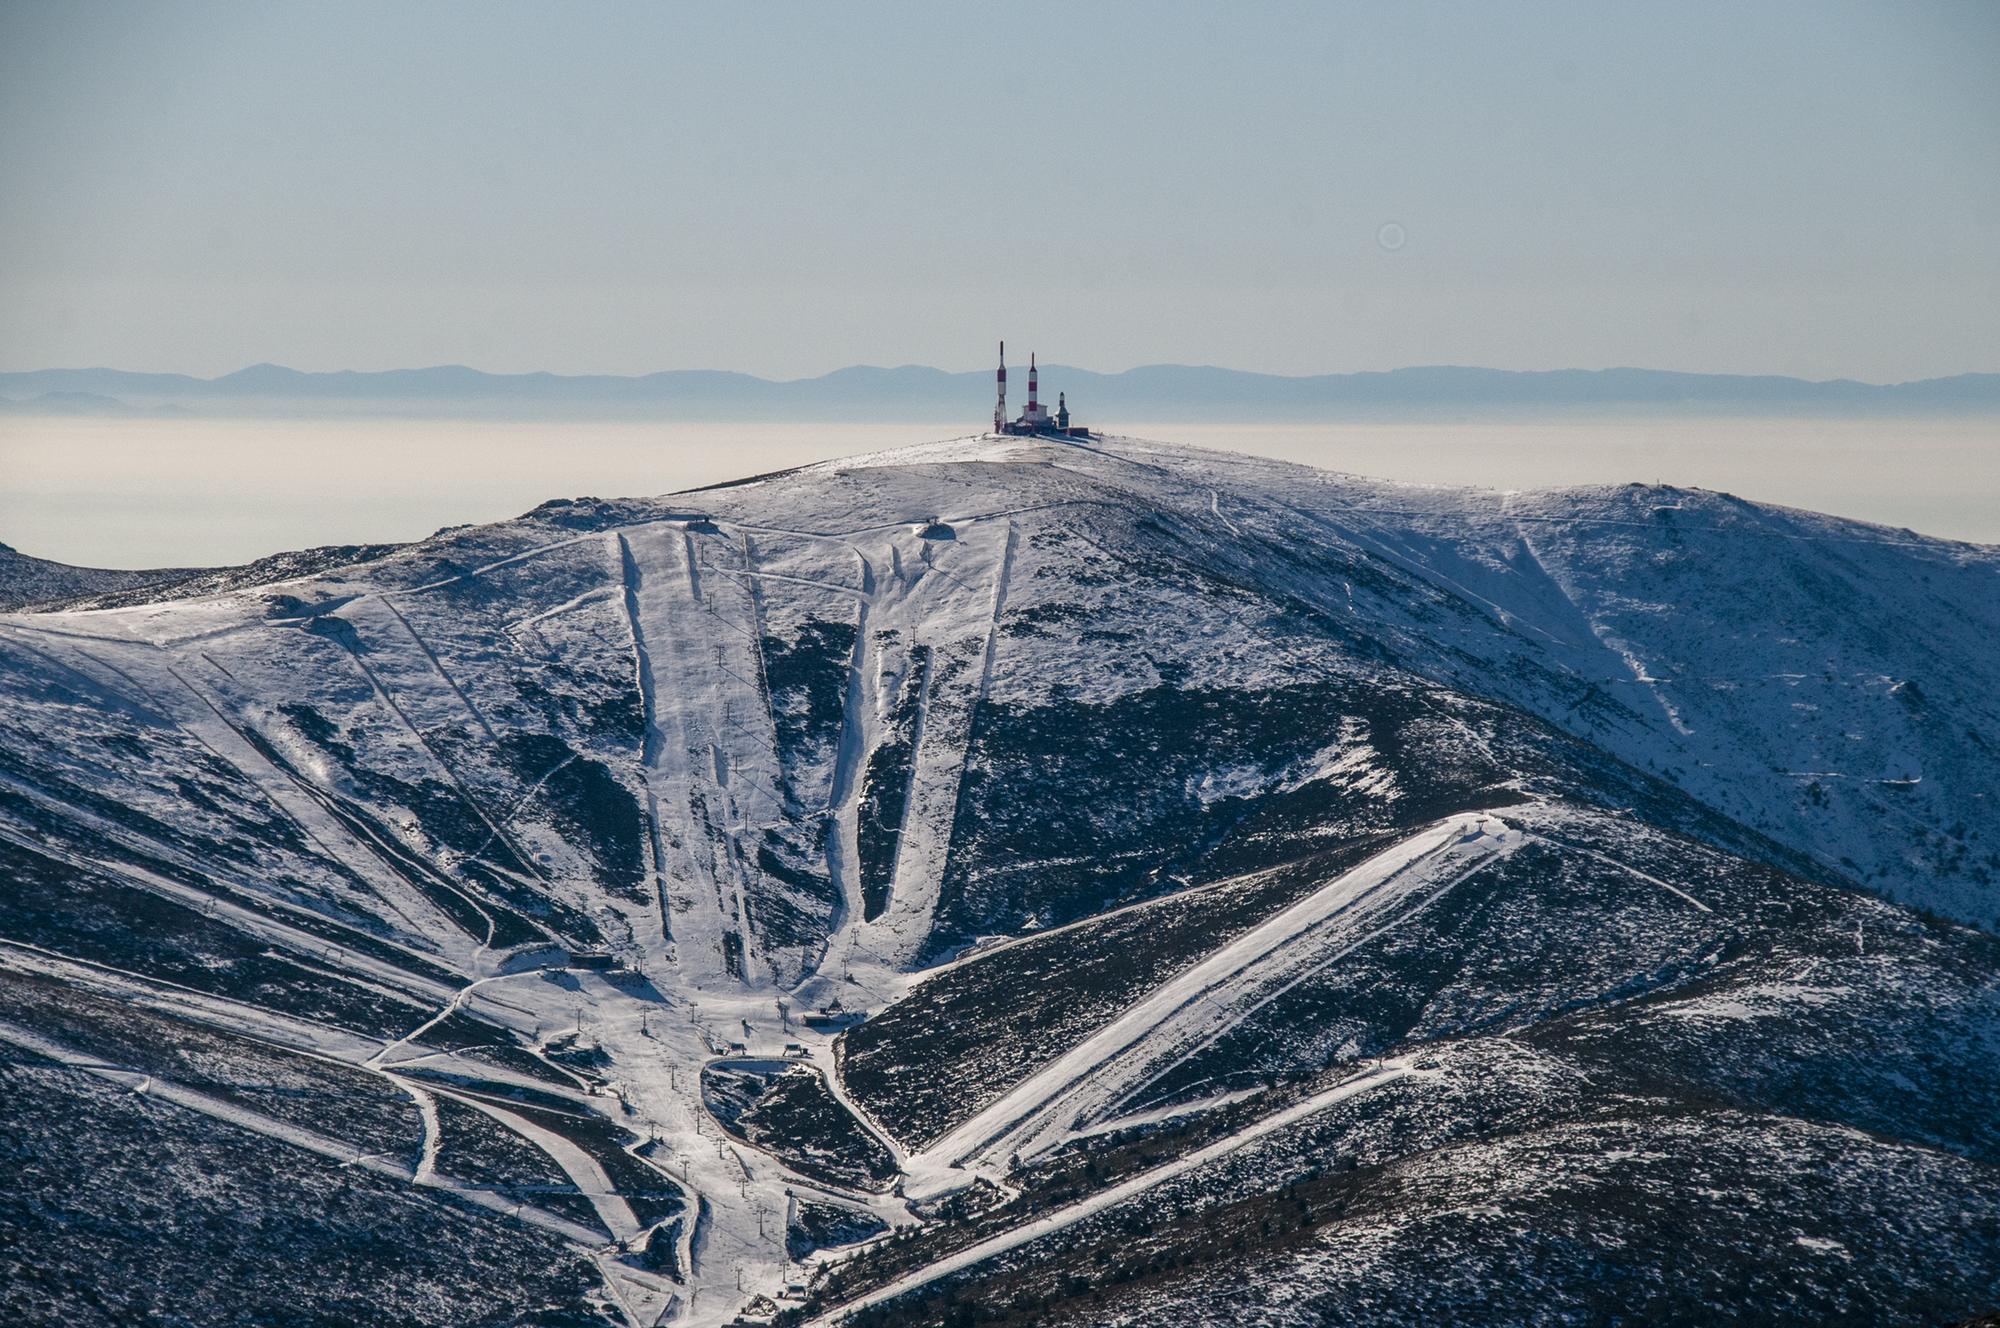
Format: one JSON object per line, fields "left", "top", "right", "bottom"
{"left": 993, "top": 341, "right": 1092, "bottom": 438}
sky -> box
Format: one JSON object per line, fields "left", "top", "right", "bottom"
{"left": 1, "top": 1, "right": 1996, "bottom": 382}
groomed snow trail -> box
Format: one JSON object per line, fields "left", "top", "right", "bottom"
{"left": 810, "top": 1059, "right": 1431, "bottom": 1324}
{"left": 618, "top": 522, "right": 783, "bottom": 990}
{"left": 0, "top": 1017, "right": 611, "bottom": 1247}
{"left": 852, "top": 518, "right": 1015, "bottom": 974}
{"left": 901, "top": 812, "right": 1518, "bottom": 1197}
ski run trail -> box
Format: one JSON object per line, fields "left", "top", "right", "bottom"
{"left": 0, "top": 475, "right": 1522, "bottom": 1326}
{"left": 0, "top": 493, "right": 1049, "bottom": 1327}
{"left": 809, "top": 1059, "right": 1436, "bottom": 1325}
{"left": 900, "top": 813, "right": 1517, "bottom": 1196}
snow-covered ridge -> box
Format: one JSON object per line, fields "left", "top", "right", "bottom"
{"left": 3, "top": 429, "right": 1995, "bottom": 1326}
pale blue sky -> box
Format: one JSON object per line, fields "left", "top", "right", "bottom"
{"left": 2, "top": 1, "right": 1995, "bottom": 380}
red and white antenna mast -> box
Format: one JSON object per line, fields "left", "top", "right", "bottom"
{"left": 995, "top": 340, "right": 1007, "bottom": 433}
{"left": 1027, "top": 352, "right": 1039, "bottom": 421}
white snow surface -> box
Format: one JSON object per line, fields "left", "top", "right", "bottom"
{"left": 3, "top": 429, "right": 1996, "bottom": 1325}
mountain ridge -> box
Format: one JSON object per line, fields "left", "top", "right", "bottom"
{"left": 4, "top": 362, "right": 1998, "bottom": 421}
{"left": 2, "top": 430, "right": 1995, "bottom": 1326}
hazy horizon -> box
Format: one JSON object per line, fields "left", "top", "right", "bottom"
{"left": 4, "top": 2, "right": 1997, "bottom": 382}
{"left": 6, "top": 414, "right": 1995, "bottom": 572}
{"left": 4, "top": 4, "right": 1996, "bottom": 568}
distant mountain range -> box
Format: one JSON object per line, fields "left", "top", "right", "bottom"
{"left": 3, "top": 362, "right": 1997, "bottom": 421}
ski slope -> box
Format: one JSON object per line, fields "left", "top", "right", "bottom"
{"left": 4, "top": 428, "right": 1996, "bottom": 1326}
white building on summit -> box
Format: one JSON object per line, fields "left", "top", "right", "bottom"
{"left": 993, "top": 341, "right": 1091, "bottom": 438}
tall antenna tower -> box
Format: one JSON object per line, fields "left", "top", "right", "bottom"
{"left": 994, "top": 341, "right": 1007, "bottom": 433}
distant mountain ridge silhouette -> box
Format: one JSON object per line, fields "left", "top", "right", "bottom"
{"left": 3, "top": 362, "right": 1996, "bottom": 420}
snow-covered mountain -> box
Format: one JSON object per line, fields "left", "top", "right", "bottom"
{"left": 3, "top": 432, "right": 1996, "bottom": 1327}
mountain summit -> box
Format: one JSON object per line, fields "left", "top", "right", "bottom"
{"left": 3, "top": 433, "right": 1996, "bottom": 1326}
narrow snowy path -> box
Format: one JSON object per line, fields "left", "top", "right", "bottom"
{"left": 0, "top": 1016, "right": 609, "bottom": 1246}
{"left": 0, "top": 823, "right": 463, "bottom": 1002}
{"left": 1542, "top": 836, "right": 1714, "bottom": 913}
{"left": 447, "top": 1091, "right": 645, "bottom": 1243}
{"left": 903, "top": 812, "right": 1516, "bottom": 1194}
{"left": 811, "top": 1059, "right": 1427, "bottom": 1324}
{"left": 0, "top": 942, "right": 577, "bottom": 1109}
{"left": 369, "top": 973, "right": 511, "bottom": 1067}
{"left": 376, "top": 594, "right": 500, "bottom": 742}
{"left": 107, "top": 642, "right": 473, "bottom": 951}
{"left": 1210, "top": 489, "right": 1242, "bottom": 536}
{"left": 812, "top": 548, "right": 877, "bottom": 989}
{"left": 322, "top": 605, "right": 552, "bottom": 892}
{"left": 855, "top": 519, "right": 1014, "bottom": 972}
{"left": 618, "top": 522, "right": 775, "bottom": 989}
